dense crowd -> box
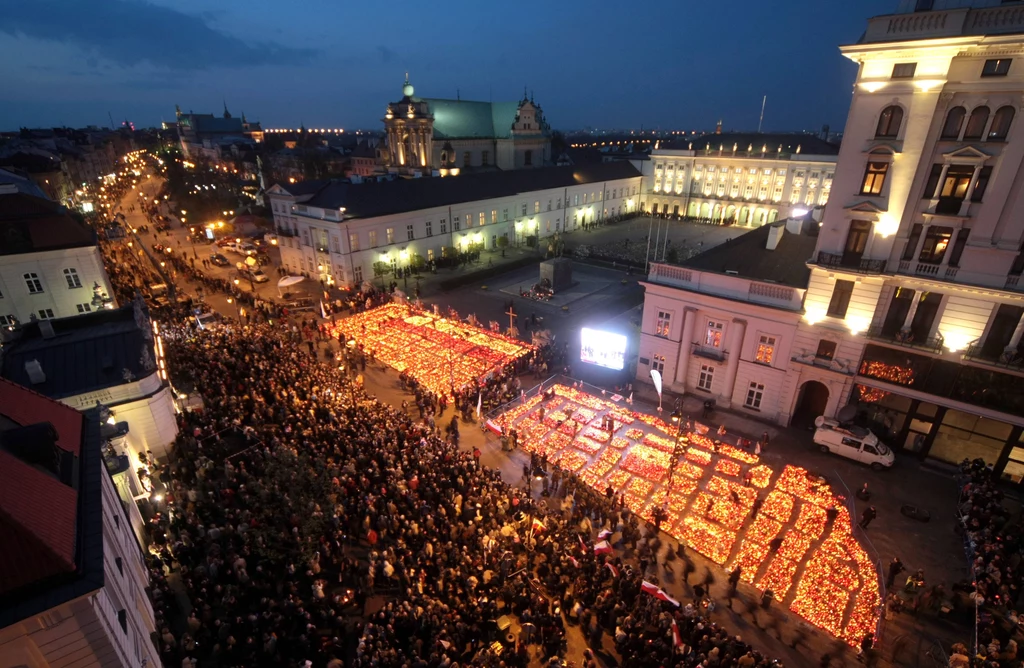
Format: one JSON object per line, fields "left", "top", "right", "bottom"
{"left": 138, "top": 319, "right": 790, "bottom": 668}
{"left": 953, "top": 459, "right": 1024, "bottom": 666}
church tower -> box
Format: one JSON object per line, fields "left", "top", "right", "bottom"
{"left": 383, "top": 74, "right": 435, "bottom": 173}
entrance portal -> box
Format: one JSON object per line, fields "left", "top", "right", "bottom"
{"left": 791, "top": 381, "right": 829, "bottom": 428}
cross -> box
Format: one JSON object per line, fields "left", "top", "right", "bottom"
{"left": 506, "top": 305, "right": 517, "bottom": 332}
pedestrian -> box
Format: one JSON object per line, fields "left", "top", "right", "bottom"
{"left": 750, "top": 496, "right": 763, "bottom": 518}
{"left": 761, "top": 431, "right": 770, "bottom": 450}
{"left": 859, "top": 506, "right": 877, "bottom": 529}
{"left": 886, "top": 557, "right": 905, "bottom": 589}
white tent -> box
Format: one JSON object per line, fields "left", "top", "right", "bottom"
{"left": 277, "top": 275, "right": 306, "bottom": 297}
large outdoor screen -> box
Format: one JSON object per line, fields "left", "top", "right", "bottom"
{"left": 580, "top": 328, "right": 627, "bottom": 370}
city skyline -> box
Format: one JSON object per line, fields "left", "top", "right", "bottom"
{"left": 0, "top": 0, "right": 894, "bottom": 132}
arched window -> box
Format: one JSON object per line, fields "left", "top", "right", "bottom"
{"left": 941, "top": 106, "right": 966, "bottom": 139}
{"left": 875, "top": 105, "right": 904, "bottom": 138}
{"left": 988, "top": 105, "right": 1015, "bottom": 141}
{"left": 963, "top": 106, "right": 991, "bottom": 140}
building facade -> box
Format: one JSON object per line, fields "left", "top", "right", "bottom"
{"left": 382, "top": 76, "right": 551, "bottom": 174}
{"left": 638, "top": 220, "right": 818, "bottom": 423}
{"left": 268, "top": 163, "right": 643, "bottom": 288}
{"left": 640, "top": 145, "right": 838, "bottom": 227}
{"left": 0, "top": 193, "right": 116, "bottom": 327}
{"left": 0, "top": 380, "right": 160, "bottom": 668}
{"left": 175, "top": 104, "right": 263, "bottom": 160}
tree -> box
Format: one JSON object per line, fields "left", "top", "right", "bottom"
{"left": 496, "top": 235, "right": 509, "bottom": 257}
{"left": 372, "top": 261, "right": 391, "bottom": 288}
{"left": 410, "top": 254, "right": 426, "bottom": 274}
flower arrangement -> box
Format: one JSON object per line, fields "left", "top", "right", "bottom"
{"left": 758, "top": 556, "right": 798, "bottom": 600}
{"left": 715, "top": 459, "right": 742, "bottom": 477}
{"left": 609, "top": 411, "right": 635, "bottom": 425}
{"left": 610, "top": 437, "right": 631, "bottom": 450}
{"left": 643, "top": 433, "right": 678, "bottom": 453}
{"left": 744, "top": 515, "right": 784, "bottom": 546}
{"left": 626, "top": 477, "right": 654, "bottom": 499}
{"left": 583, "top": 427, "right": 612, "bottom": 443}
{"left": 572, "top": 437, "right": 604, "bottom": 455}
{"left": 731, "top": 540, "right": 771, "bottom": 583}
{"left": 776, "top": 465, "right": 838, "bottom": 509}
{"left": 747, "top": 465, "right": 773, "bottom": 489}
{"left": 777, "top": 531, "right": 813, "bottom": 563}
{"left": 685, "top": 448, "right": 713, "bottom": 466}
{"left": 680, "top": 515, "right": 736, "bottom": 564}
{"left": 621, "top": 444, "right": 672, "bottom": 482}
{"left": 793, "top": 504, "right": 829, "bottom": 540}
{"left": 676, "top": 462, "right": 707, "bottom": 480}
{"left": 761, "top": 490, "right": 795, "bottom": 523}
{"left": 605, "top": 469, "right": 631, "bottom": 491}
{"left": 624, "top": 427, "right": 646, "bottom": 441}
{"left": 717, "top": 442, "right": 760, "bottom": 464}
{"left": 573, "top": 408, "right": 597, "bottom": 423}
{"left": 554, "top": 386, "right": 607, "bottom": 410}
{"left": 553, "top": 449, "right": 588, "bottom": 473}
{"left": 557, "top": 420, "right": 581, "bottom": 436}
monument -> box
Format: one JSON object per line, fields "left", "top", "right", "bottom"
{"left": 538, "top": 257, "right": 573, "bottom": 294}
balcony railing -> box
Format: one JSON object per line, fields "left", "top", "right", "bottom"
{"left": 963, "top": 340, "right": 1024, "bottom": 372}
{"left": 896, "top": 260, "right": 959, "bottom": 280}
{"left": 816, "top": 251, "right": 887, "bottom": 274}
{"left": 692, "top": 343, "right": 728, "bottom": 362}
{"left": 865, "top": 325, "right": 945, "bottom": 354}
{"left": 935, "top": 196, "right": 964, "bottom": 216}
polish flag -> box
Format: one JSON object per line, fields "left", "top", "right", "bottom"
{"left": 594, "top": 540, "right": 613, "bottom": 555}
{"left": 597, "top": 529, "right": 613, "bottom": 540}
{"left": 671, "top": 619, "right": 683, "bottom": 648}
{"left": 605, "top": 563, "right": 620, "bottom": 577}
{"left": 641, "top": 580, "right": 681, "bottom": 607}
{"left": 568, "top": 555, "right": 580, "bottom": 568}
{"left": 578, "top": 534, "right": 588, "bottom": 552}
{"left": 531, "top": 517, "right": 546, "bottom": 533}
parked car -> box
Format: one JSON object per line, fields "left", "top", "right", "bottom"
{"left": 238, "top": 267, "right": 269, "bottom": 283}
{"left": 813, "top": 417, "right": 894, "bottom": 470}
{"left": 209, "top": 253, "right": 230, "bottom": 267}
{"left": 192, "top": 310, "right": 222, "bottom": 330}
{"left": 222, "top": 241, "right": 240, "bottom": 254}
{"left": 238, "top": 241, "right": 257, "bottom": 255}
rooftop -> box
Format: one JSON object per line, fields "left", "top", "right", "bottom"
{"left": 862, "top": 1, "right": 1024, "bottom": 44}
{"left": 660, "top": 132, "right": 840, "bottom": 157}
{"left": 674, "top": 220, "right": 818, "bottom": 288}
{"left": 0, "top": 301, "right": 157, "bottom": 400}
{"left": 0, "top": 378, "right": 87, "bottom": 598}
{"left": 275, "top": 161, "right": 642, "bottom": 220}
{"left": 421, "top": 98, "right": 527, "bottom": 140}
{"left": 0, "top": 193, "right": 98, "bottom": 255}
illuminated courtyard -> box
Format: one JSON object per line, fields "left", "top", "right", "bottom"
{"left": 494, "top": 384, "right": 881, "bottom": 645}
{"left": 329, "top": 303, "right": 535, "bottom": 397}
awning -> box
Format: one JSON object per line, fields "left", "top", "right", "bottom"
{"left": 277, "top": 276, "right": 306, "bottom": 288}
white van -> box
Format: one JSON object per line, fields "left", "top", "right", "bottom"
{"left": 813, "top": 417, "right": 895, "bottom": 470}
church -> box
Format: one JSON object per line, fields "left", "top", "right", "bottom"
{"left": 175, "top": 104, "right": 264, "bottom": 159}
{"left": 382, "top": 76, "right": 551, "bottom": 174}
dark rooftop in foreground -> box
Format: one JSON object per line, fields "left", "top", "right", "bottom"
{"left": 672, "top": 220, "right": 818, "bottom": 288}
{"left": 0, "top": 193, "right": 98, "bottom": 255}
{"left": 275, "top": 161, "right": 642, "bottom": 220}
{"left": 1, "top": 302, "right": 155, "bottom": 400}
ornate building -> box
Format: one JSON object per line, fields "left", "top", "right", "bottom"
{"left": 175, "top": 104, "right": 263, "bottom": 159}
{"left": 382, "top": 76, "right": 551, "bottom": 174}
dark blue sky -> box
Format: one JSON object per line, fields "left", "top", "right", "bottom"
{"left": 0, "top": 0, "right": 896, "bottom": 133}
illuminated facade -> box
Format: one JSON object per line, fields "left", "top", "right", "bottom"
{"left": 641, "top": 147, "right": 838, "bottom": 227}
{"left": 382, "top": 76, "right": 551, "bottom": 173}
{"left": 268, "top": 162, "right": 642, "bottom": 288}
{"left": 795, "top": 0, "right": 1024, "bottom": 478}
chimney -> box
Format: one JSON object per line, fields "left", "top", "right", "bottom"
{"left": 25, "top": 359, "right": 46, "bottom": 384}
{"left": 785, "top": 217, "right": 805, "bottom": 235}
{"left": 765, "top": 223, "right": 785, "bottom": 251}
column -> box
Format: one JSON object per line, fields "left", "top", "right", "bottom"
{"left": 673, "top": 307, "right": 698, "bottom": 389}
{"left": 932, "top": 164, "right": 950, "bottom": 199}
{"left": 1005, "top": 310, "right": 1024, "bottom": 352}
{"left": 721, "top": 318, "right": 747, "bottom": 405}
{"left": 900, "top": 290, "right": 921, "bottom": 334}
{"left": 963, "top": 165, "right": 983, "bottom": 210}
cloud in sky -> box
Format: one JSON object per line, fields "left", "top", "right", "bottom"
{"left": 0, "top": 0, "right": 316, "bottom": 71}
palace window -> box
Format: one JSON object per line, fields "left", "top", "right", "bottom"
{"left": 705, "top": 320, "right": 724, "bottom": 348}
{"left": 982, "top": 59, "right": 1012, "bottom": 77}
{"left": 651, "top": 354, "right": 665, "bottom": 373}
{"left": 63, "top": 268, "right": 82, "bottom": 289}
{"left": 386, "top": 228, "right": 394, "bottom": 244}
{"left": 440, "top": 219, "right": 447, "bottom": 234}
{"left": 745, "top": 382, "right": 765, "bottom": 410}
{"left": 24, "top": 273, "right": 43, "bottom": 294}
{"left": 76, "top": 303, "right": 92, "bottom": 313}
{"left": 941, "top": 107, "right": 967, "bottom": 139}
{"left": 827, "top": 280, "right": 855, "bottom": 319}
{"left": 655, "top": 311, "right": 672, "bottom": 337}
{"left": 892, "top": 62, "right": 917, "bottom": 79}
{"left": 406, "top": 224, "right": 415, "bottom": 241}
{"left": 368, "top": 230, "right": 378, "bottom": 247}
{"left": 963, "top": 106, "right": 990, "bottom": 140}
{"left": 349, "top": 232, "right": 360, "bottom": 250}
{"left": 697, "top": 365, "right": 714, "bottom": 392}
{"left": 875, "top": 105, "right": 903, "bottom": 138}
{"left": 353, "top": 266, "right": 363, "bottom": 283}
{"left": 815, "top": 339, "right": 837, "bottom": 362}
{"left": 755, "top": 336, "right": 776, "bottom": 365}
{"left": 38, "top": 308, "right": 55, "bottom": 320}
{"left": 479, "top": 212, "right": 485, "bottom": 226}
{"left": 425, "top": 222, "right": 432, "bottom": 237}
{"left": 860, "top": 162, "right": 889, "bottom": 195}
{"left": 989, "top": 106, "right": 1015, "bottom": 141}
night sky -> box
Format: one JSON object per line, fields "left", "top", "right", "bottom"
{"left": 0, "top": 0, "right": 897, "bottom": 133}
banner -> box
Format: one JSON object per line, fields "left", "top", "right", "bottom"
{"left": 650, "top": 369, "right": 663, "bottom": 398}
{"left": 641, "top": 580, "right": 681, "bottom": 607}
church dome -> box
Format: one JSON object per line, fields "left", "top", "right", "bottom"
{"left": 402, "top": 74, "right": 414, "bottom": 98}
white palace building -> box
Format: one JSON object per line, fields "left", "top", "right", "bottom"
{"left": 638, "top": 0, "right": 1024, "bottom": 481}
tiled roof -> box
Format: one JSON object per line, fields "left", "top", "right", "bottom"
{"left": 679, "top": 221, "right": 818, "bottom": 288}
{"left": 0, "top": 378, "right": 84, "bottom": 455}
{"left": 285, "top": 161, "right": 642, "bottom": 220}
{"left": 0, "top": 378, "right": 85, "bottom": 596}
{"left": 0, "top": 305, "right": 156, "bottom": 399}
{"left": 420, "top": 99, "right": 530, "bottom": 140}
{"left": 0, "top": 193, "right": 97, "bottom": 255}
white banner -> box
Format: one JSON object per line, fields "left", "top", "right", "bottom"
{"left": 650, "top": 369, "right": 663, "bottom": 398}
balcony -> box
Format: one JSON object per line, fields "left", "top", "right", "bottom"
{"left": 692, "top": 343, "right": 728, "bottom": 362}
{"left": 934, "top": 196, "right": 964, "bottom": 216}
{"left": 963, "top": 340, "right": 1024, "bottom": 373}
{"left": 896, "top": 260, "right": 960, "bottom": 281}
{"left": 816, "top": 251, "right": 887, "bottom": 274}
{"left": 865, "top": 324, "right": 945, "bottom": 354}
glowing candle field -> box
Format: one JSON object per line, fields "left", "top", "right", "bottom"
{"left": 494, "top": 384, "right": 881, "bottom": 645}
{"left": 329, "top": 304, "right": 534, "bottom": 397}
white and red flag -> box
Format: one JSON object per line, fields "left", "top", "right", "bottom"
{"left": 594, "top": 540, "right": 613, "bottom": 555}
{"left": 641, "top": 580, "right": 681, "bottom": 607}
{"left": 605, "top": 562, "right": 620, "bottom": 577}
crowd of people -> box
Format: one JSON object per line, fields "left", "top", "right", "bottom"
{"left": 953, "top": 459, "right": 1024, "bottom": 666}
{"left": 133, "top": 316, "right": 797, "bottom": 668}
